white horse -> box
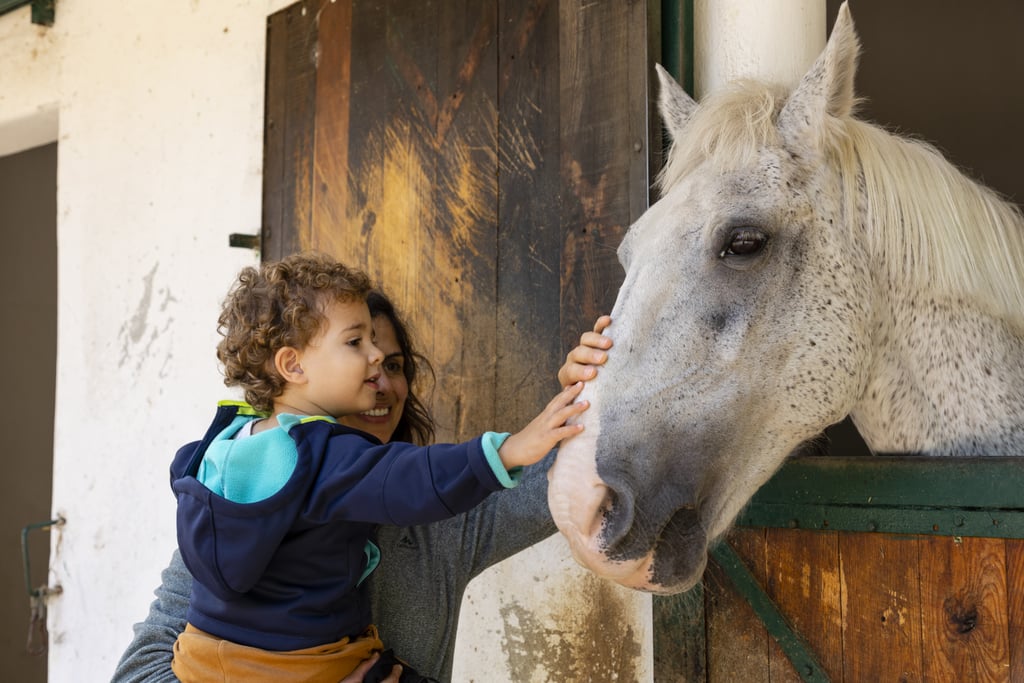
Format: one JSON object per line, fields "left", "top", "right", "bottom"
{"left": 548, "top": 2, "right": 1024, "bottom": 595}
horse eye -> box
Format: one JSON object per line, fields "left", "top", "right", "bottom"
{"left": 719, "top": 227, "right": 768, "bottom": 258}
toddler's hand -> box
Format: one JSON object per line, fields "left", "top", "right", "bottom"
{"left": 498, "top": 382, "right": 588, "bottom": 469}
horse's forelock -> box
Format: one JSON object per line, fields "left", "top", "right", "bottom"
{"left": 657, "top": 81, "right": 786, "bottom": 192}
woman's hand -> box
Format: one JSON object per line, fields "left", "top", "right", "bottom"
{"left": 558, "top": 315, "right": 612, "bottom": 387}
{"left": 341, "top": 653, "right": 401, "bottom": 683}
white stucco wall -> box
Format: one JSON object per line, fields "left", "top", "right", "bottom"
{"left": 0, "top": 5, "right": 58, "bottom": 156}
{"left": 0, "top": 0, "right": 290, "bottom": 678}
{"left": 695, "top": 0, "right": 826, "bottom": 97}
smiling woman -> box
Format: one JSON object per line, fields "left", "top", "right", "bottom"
{"left": 339, "top": 291, "right": 434, "bottom": 446}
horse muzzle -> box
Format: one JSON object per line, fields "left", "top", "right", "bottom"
{"left": 549, "top": 426, "right": 709, "bottom": 594}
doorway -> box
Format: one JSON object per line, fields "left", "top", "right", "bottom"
{"left": 0, "top": 142, "right": 57, "bottom": 683}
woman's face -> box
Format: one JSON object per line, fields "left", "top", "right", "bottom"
{"left": 339, "top": 315, "right": 408, "bottom": 443}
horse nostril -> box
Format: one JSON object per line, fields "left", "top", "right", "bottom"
{"left": 599, "top": 486, "right": 637, "bottom": 550}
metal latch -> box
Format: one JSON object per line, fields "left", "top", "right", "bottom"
{"left": 22, "top": 517, "right": 64, "bottom": 656}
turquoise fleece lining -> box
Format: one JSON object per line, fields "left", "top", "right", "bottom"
{"left": 358, "top": 541, "right": 380, "bottom": 586}
{"left": 481, "top": 432, "right": 521, "bottom": 488}
{"left": 197, "top": 413, "right": 336, "bottom": 503}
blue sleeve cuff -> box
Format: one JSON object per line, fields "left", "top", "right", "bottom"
{"left": 481, "top": 432, "right": 522, "bottom": 488}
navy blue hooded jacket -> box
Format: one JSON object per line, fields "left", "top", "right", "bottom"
{"left": 170, "top": 402, "right": 512, "bottom": 651}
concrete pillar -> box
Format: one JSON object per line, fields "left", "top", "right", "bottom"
{"left": 694, "top": 0, "right": 826, "bottom": 98}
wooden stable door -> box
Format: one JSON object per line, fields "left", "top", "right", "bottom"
{"left": 260, "top": 1, "right": 660, "bottom": 680}
{"left": 261, "top": 0, "right": 655, "bottom": 441}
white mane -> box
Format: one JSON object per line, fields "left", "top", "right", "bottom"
{"left": 658, "top": 81, "right": 1024, "bottom": 327}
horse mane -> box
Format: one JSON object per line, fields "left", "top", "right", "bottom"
{"left": 658, "top": 81, "right": 1024, "bottom": 326}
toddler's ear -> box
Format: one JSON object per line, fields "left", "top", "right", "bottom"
{"left": 274, "top": 347, "right": 306, "bottom": 383}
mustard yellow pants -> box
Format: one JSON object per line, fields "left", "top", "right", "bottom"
{"left": 171, "top": 623, "right": 384, "bottom": 683}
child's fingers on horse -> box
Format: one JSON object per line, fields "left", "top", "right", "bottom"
{"left": 550, "top": 382, "right": 584, "bottom": 407}
{"left": 549, "top": 400, "right": 589, "bottom": 430}
{"left": 556, "top": 423, "right": 586, "bottom": 442}
{"left": 592, "top": 315, "right": 613, "bottom": 334}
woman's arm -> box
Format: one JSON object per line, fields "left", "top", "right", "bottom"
{"left": 453, "top": 314, "right": 613, "bottom": 578}
{"left": 110, "top": 550, "right": 191, "bottom": 683}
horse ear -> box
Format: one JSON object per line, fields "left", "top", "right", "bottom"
{"left": 656, "top": 63, "right": 697, "bottom": 142}
{"left": 778, "top": 1, "right": 860, "bottom": 141}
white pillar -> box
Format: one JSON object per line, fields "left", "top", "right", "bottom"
{"left": 694, "top": 0, "right": 826, "bottom": 98}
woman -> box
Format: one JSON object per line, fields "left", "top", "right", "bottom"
{"left": 111, "top": 291, "right": 612, "bottom": 683}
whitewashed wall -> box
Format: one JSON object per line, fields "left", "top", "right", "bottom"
{"left": 0, "top": 1, "right": 824, "bottom": 680}
{"left": 0, "top": 1, "right": 288, "bottom": 678}
{"left": 695, "top": 0, "right": 825, "bottom": 97}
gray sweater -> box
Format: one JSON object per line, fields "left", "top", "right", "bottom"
{"left": 111, "top": 451, "right": 556, "bottom": 683}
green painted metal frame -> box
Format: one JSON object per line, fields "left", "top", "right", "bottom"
{"left": 737, "top": 455, "right": 1024, "bottom": 537}
{"left": 0, "top": 0, "right": 54, "bottom": 26}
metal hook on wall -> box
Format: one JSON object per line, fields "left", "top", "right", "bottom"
{"left": 21, "top": 516, "right": 65, "bottom": 656}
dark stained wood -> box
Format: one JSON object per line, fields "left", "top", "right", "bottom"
{"left": 309, "top": 0, "right": 352, "bottom": 258}
{"left": 261, "top": 8, "right": 288, "bottom": 260}
{"left": 430, "top": 0, "right": 500, "bottom": 437}
{"left": 262, "top": 1, "right": 326, "bottom": 260}
{"left": 764, "top": 529, "right": 842, "bottom": 683}
{"left": 839, "top": 532, "right": 924, "bottom": 682}
{"left": 557, "top": 0, "right": 641, "bottom": 348}
{"left": 704, "top": 528, "right": 771, "bottom": 683}
{"left": 920, "top": 536, "right": 1010, "bottom": 683}
{"left": 654, "top": 587, "right": 707, "bottom": 683}
{"left": 701, "top": 526, "right": 1024, "bottom": 683}
{"left": 495, "top": 0, "right": 563, "bottom": 428}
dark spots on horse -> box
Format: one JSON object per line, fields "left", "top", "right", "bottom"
{"left": 706, "top": 310, "right": 732, "bottom": 334}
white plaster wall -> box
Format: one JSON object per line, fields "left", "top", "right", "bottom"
{"left": 0, "top": 5, "right": 58, "bottom": 156}
{"left": 695, "top": 0, "right": 826, "bottom": 97}
{"left": 0, "top": 0, "right": 291, "bottom": 678}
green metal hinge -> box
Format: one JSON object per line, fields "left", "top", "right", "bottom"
{"left": 0, "top": 0, "right": 55, "bottom": 26}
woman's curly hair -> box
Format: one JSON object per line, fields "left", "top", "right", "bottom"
{"left": 216, "top": 252, "right": 373, "bottom": 412}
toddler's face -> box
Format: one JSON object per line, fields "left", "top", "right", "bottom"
{"left": 295, "top": 299, "right": 384, "bottom": 419}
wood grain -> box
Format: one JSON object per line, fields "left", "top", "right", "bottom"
{"left": 839, "top": 532, "right": 924, "bottom": 682}
{"left": 765, "top": 528, "right": 842, "bottom": 682}
{"left": 920, "top": 536, "right": 1010, "bottom": 683}
{"left": 705, "top": 528, "right": 771, "bottom": 683}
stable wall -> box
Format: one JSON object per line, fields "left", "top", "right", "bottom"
{"left": 0, "top": 1, "right": 289, "bottom": 677}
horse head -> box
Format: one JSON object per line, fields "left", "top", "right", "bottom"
{"left": 548, "top": 2, "right": 1024, "bottom": 594}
